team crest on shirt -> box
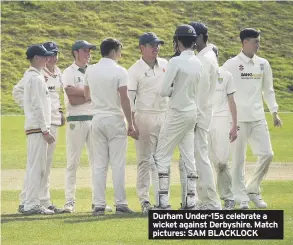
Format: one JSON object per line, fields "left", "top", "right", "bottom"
{"left": 260, "top": 64, "right": 264, "bottom": 70}
{"left": 70, "top": 124, "right": 75, "bottom": 130}
{"left": 218, "top": 77, "right": 223, "bottom": 84}
{"left": 239, "top": 65, "right": 244, "bottom": 71}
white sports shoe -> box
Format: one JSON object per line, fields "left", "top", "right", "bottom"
{"left": 23, "top": 205, "right": 55, "bottom": 215}
{"left": 64, "top": 201, "right": 75, "bottom": 213}
{"left": 239, "top": 201, "right": 250, "bottom": 209}
{"left": 248, "top": 194, "right": 267, "bottom": 208}
{"left": 92, "top": 204, "right": 112, "bottom": 212}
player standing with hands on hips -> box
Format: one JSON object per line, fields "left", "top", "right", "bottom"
{"left": 128, "top": 32, "right": 168, "bottom": 214}
{"left": 152, "top": 24, "right": 202, "bottom": 210}
{"left": 222, "top": 28, "right": 282, "bottom": 209}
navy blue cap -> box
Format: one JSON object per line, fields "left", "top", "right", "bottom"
{"left": 43, "top": 41, "right": 59, "bottom": 52}
{"left": 139, "top": 32, "right": 164, "bottom": 45}
{"left": 26, "top": 44, "right": 55, "bottom": 59}
{"left": 72, "top": 40, "right": 96, "bottom": 51}
{"left": 189, "top": 22, "right": 208, "bottom": 35}
{"left": 174, "top": 24, "right": 197, "bottom": 37}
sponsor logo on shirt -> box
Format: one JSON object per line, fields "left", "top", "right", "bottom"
{"left": 241, "top": 73, "right": 262, "bottom": 79}
{"left": 239, "top": 65, "right": 244, "bottom": 71}
{"left": 47, "top": 85, "right": 56, "bottom": 91}
{"left": 260, "top": 64, "right": 264, "bottom": 70}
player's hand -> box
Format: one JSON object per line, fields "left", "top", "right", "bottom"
{"left": 43, "top": 132, "right": 55, "bottom": 144}
{"left": 229, "top": 125, "right": 238, "bottom": 143}
{"left": 128, "top": 124, "right": 138, "bottom": 140}
{"left": 60, "top": 112, "right": 66, "bottom": 126}
{"left": 64, "top": 85, "right": 76, "bottom": 95}
{"left": 133, "top": 123, "right": 139, "bottom": 138}
{"left": 273, "top": 113, "right": 282, "bottom": 127}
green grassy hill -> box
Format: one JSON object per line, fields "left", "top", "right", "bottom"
{"left": 1, "top": 1, "right": 293, "bottom": 114}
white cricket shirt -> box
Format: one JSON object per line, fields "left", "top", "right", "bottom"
{"left": 84, "top": 58, "right": 129, "bottom": 118}
{"left": 23, "top": 67, "right": 51, "bottom": 132}
{"left": 62, "top": 63, "right": 94, "bottom": 117}
{"left": 160, "top": 50, "right": 202, "bottom": 112}
{"left": 212, "top": 67, "right": 236, "bottom": 117}
{"left": 222, "top": 51, "right": 278, "bottom": 122}
{"left": 128, "top": 57, "right": 168, "bottom": 113}
{"left": 42, "top": 66, "right": 62, "bottom": 125}
{"left": 196, "top": 46, "right": 219, "bottom": 130}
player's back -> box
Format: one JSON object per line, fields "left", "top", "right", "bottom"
{"left": 86, "top": 58, "right": 129, "bottom": 118}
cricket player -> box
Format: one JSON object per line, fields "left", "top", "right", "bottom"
{"left": 62, "top": 40, "right": 106, "bottom": 213}
{"left": 222, "top": 28, "right": 282, "bottom": 209}
{"left": 84, "top": 38, "right": 136, "bottom": 216}
{"left": 185, "top": 21, "right": 221, "bottom": 210}
{"left": 13, "top": 42, "right": 64, "bottom": 214}
{"left": 20, "top": 44, "right": 55, "bottom": 214}
{"left": 152, "top": 24, "right": 202, "bottom": 210}
{"left": 207, "top": 44, "right": 238, "bottom": 210}
{"left": 128, "top": 32, "right": 168, "bottom": 214}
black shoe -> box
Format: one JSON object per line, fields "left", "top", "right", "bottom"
{"left": 116, "top": 205, "right": 135, "bottom": 214}
{"left": 92, "top": 207, "right": 105, "bottom": 216}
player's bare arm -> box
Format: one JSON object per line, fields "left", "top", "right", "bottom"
{"left": 119, "top": 86, "right": 138, "bottom": 140}
{"left": 227, "top": 93, "right": 238, "bottom": 142}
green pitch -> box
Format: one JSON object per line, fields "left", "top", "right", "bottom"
{"left": 2, "top": 113, "right": 293, "bottom": 169}
{"left": 1, "top": 181, "right": 293, "bottom": 245}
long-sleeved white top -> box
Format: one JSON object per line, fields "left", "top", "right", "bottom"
{"left": 160, "top": 49, "right": 202, "bottom": 112}
{"left": 196, "top": 46, "right": 219, "bottom": 131}
{"left": 212, "top": 67, "right": 236, "bottom": 117}
{"left": 22, "top": 67, "right": 51, "bottom": 132}
{"left": 128, "top": 57, "right": 168, "bottom": 113}
{"left": 62, "top": 63, "right": 93, "bottom": 117}
{"left": 12, "top": 66, "right": 62, "bottom": 126}
{"left": 84, "top": 58, "right": 129, "bottom": 118}
{"left": 222, "top": 51, "right": 278, "bottom": 122}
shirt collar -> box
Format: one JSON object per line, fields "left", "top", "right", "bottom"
{"left": 100, "top": 57, "right": 117, "bottom": 65}
{"left": 28, "top": 66, "right": 42, "bottom": 75}
{"left": 180, "top": 50, "right": 195, "bottom": 56}
{"left": 72, "top": 62, "right": 88, "bottom": 74}
{"left": 238, "top": 51, "right": 256, "bottom": 64}
{"left": 139, "top": 57, "right": 159, "bottom": 71}
{"left": 197, "top": 46, "right": 210, "bottom": 57}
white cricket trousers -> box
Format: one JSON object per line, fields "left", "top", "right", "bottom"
{"left": 23, "top": 133, "right": 48, "bottom": 211}
{"left": 194, "top": 126, "right": 222, "bottom": 210}
{"left": 65, "top": 119, "right": 93, "bottom": 202}
{"left": 231, "top": 119, "right": 273, "bottom": 203}
{"left": 208, "top": 116, "right": 233, "bottom": 201}
{"left": 20, "top": 125, "right": 58, "bottom": 207}
{"left": 153, "top": 109, "right": 197, "bottom": 208}
{"left": 135, "top": 112, "right": 165, "bottom": 205}
{"left": 91, "top": 115, "right": 128, "bottom": 207}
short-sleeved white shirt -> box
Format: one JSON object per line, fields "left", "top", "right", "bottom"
{"left": 212, "top": 67, "right": 236, "bottom": 117}
{"left": 62, "top": 63, "right": 94, "bottom": 117}
{"left": 128, "top": 57, "right": 168, "bottom": 113}
{"left": 84, "top": 58, "right": 129, "bottom": 118}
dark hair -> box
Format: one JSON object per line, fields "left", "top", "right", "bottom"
{"left": 240, "top": 28, "right": 260, "bottom": 42}
{"left": 100, "top": 38, "right": 122, "bottom": 57}
{"left": 174, "top": 35, "right": 196, "bottom": 48}
{"left": 202, "top": 34, "right": 208, "bottom": 43}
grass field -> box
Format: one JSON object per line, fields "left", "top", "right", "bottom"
{"left": 1, "top": 181, "right": 293, "bottom": 245}
{"left": 1, "top": 1, "right": 293, "bottom": 114}
{"left": 1, "top": 113, "right": 292, "bottom": 170}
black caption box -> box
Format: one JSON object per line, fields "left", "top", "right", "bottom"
{"left": 148, "top": 210, "right": 283, "bottom": 240}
